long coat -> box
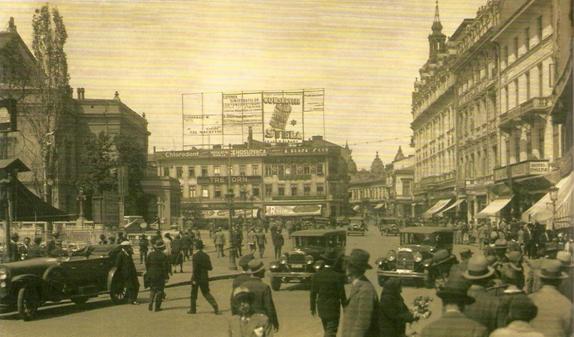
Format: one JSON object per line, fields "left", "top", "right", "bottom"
{"left": 420, "top": 311, "right": 488, "bottom": 337}
{"left": 242, "top": 277, "right": 279, "bottom": 331}
{"left": 310, "top": 267, "right": 346, "bottom": 321}
{"left": 115, "top": 249, "right": 138, "bottom": 283}
{"left": 231, "top": 274, "right": 254, "bottom": 315}
{"left": 341, "top": 275, "right": 379, "bottom": 337}
{"left": 463, "top": 285, "right": 504, "bottom": 334}
{"left": 379, "top": 280, "right": 415, "bottom": 337}
{"left": 191, "top": 250, "right": 213, "bottom": 285}
{"left": 529, "top": 285, "right": 573, "bottom": 337}
{"left": 145, "top": 250, "right": 170, "bottom": 286}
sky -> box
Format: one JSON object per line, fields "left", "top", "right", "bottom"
{"left": 0, "top": 0, "right": 485, "bottom": 169}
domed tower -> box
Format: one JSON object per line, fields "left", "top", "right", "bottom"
{"left": 370, "top": 152, "right": 385, "bottom": 177}
{"left": 428, "top": 0, "right": 446, "bottom": 62}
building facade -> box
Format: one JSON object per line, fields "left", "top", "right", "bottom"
{"left": 387, "top": 147, "right": 415, "bottom": 218}
{"left": 152, "top": 135, "right": 349, "bottom": 224}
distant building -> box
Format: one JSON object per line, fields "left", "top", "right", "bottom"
{"left": 151, "top": 135, "right": 349, "bottom": 224}
{"left": 387, "top": 147, "right": 415, "bottom": 218}
{"left": 348, "top": 153, "right": 389, "bottom": 220}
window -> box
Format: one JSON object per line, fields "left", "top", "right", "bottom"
{"left": 538, "top": 63, "right": 543, "bottom": 96}
{"left": 271, "top": 165, "right": 278, "bottom": 176}
{"left": 278, "top": 185, "right": 285, "bottom": 196}
{"left": 278, "top": 165, "right": 285, "bottom": 176}
{"left": 251, "top": 164, "right": 259, "bottom": 176}
{"left": 525, "top": 27, "right": 530, "bottom": 51}
{"left": 265, "top": 184, "right": 272, "bottom": 196}
{"left": 317, "top": 163, "right": 324, "bottom": 175}
{"left": 513, "top": 37, "right": 519, "bottom": 59}
{"left": 163, "top": 167, "right": 170, "bottom": 177}
{"left": 304, "top": 184, "right": 311, "bottom": 196}
{"left": 297, "top": 165, "right": 304, "bottom": 175}
{"left": 239, "top": 165, "right": 246, "bottom": 176}
{"left": 503, "top": 46, "right": 509, "bottom": 67}
{"left": 303, "top": 165, "right": 310, "bottom": 175}
{"left": 291, "top": 184, "right": 298, "bottom": 196}
{"left": 252, "top": 186, "right": 260, "bottom": 197}
{"left": 285, "top": 166, "right": 291, "bottom": 175}
{"left": 402, "top": 179, "right": 412, "bottom": 196}
{"left": 537, "top": 16, "right": 543, "bottom": 42}
{"left": 189, "top": 186, "right": 197, "bottom": 198}
{"left": 228, "top": 165, "right": 234, "bottom": 175}
{"left": 214, "top": 166, "right": 221, "bottom": 176}
{"left": 525, "top": 71, "right": 531, "bottom": 100}
{"left": 265, "top": 166, "right": 272, "bottom": 176}
{"left": 176, "top": 166, "right": 183, "bottom": 178}
{"left": 201, "top": 186, "right": 209, "bottom": 198}
{"left": 514, "top": 79, "right": 519, "bottom": 107}
{"left": 188, "top": 166, "right": 195, "bottom": 177}
{"left": 201, "top": 166, "right": 208, "bottom": 177}
{"left": 214, "top": 185, "right": 222, "bottom": 199}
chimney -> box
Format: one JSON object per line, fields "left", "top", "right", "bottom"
{"left": 7, "top": 17, "right": 16, "bottom": 33}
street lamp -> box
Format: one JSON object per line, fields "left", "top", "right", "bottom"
{"left": 226, "top": 146, "right": 237, "bottom": 270}
{"left": 549, "top": 185, "right": 559, "bottom": 231}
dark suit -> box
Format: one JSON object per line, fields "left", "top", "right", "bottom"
{"left": 310, "top": 267, "right": 346, "bottom": 337}
{"left": 190, "top": 250, "right": 218, "bottom": 313}
{"left": 115, "top": 249, "right": 139, "bottom": 302}
{"left": 464, "top": 285, "right": 503, "bottom": 334}
{"left": 379, "top": 288, "right": 415, "bottom": 337}
{"left": 230, "top": 273, "right": 253, "bottom": 315}
{"left": 341, "top": 275, "right": 379, "bottom": 337}
{"left": 146, "top": 250, "right": 170, "bottom": 310}
{"left": 243, "top": 277, "right": 279, "bottom": 331}
{"left": 421, "top": 311, "right": 488, "bottom": 337}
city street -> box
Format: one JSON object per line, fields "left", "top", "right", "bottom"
{"left": 0, "top": 226, "right": 478, "bottom": 337}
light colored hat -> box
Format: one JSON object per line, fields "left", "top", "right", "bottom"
{"left": 463, "top": 255, "right": 496, "bottom": 280}
{"left": 537, "top": 259, "right": 568, "bottom": 280}
{"left": 557, "top": 251, "right": 573, "bottom": 267}
{"left": 248, "top": 259, "right": 265, "bottom": 274}
{"left": 120, "top": 240, "right": 131, "bottom": 246}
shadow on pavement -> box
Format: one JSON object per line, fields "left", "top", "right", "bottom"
{"left": 0, "top": 299, "right": 119, "bottom": 321}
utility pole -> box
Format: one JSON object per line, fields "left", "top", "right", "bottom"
{"left": 226, "top": 146, "right": 237, "bottom": 270}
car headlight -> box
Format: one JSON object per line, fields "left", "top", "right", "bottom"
{"left": 280, "top": 255, "right": 288, "bottom": 264}
{"left": 386, "top": 250, "right": 396, "bottom": 262}
{"left": 313, "top": 261, "right": 324, "bottom": 270}
{"left": 305, "top": 255, "right": 314, "bottom": 265}
{"left": 0, "top": 268, "right": 7, "bottom": 281}
{"left": 270, "top": 262, "right": 280, "bottom": 270}
{"left": 414, "top": 252, "right": 423, "bottom": 263}
{"left": 375, "top": 258, "right": 384, "bottom": 266}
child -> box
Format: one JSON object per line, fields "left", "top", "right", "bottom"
{"left": 228, "top": 287, "right": 273, "bottom": 337}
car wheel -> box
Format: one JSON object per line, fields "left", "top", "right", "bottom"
{"left": 17, "top": 286, "right": 40, "bottom": 321}
{"left": 270, "top": 277, "right": 281, "bottom": 291}
{"left": 71, "top": 296, "right": 89, "bottom": 305}
{"left": 109, "top": 276, "right": 128, "bottom": 304}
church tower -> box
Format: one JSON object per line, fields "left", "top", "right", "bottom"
{"left": 428, "top": 1, "right": 446, "bottom": 62}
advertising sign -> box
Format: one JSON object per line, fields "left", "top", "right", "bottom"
{"left": 263, "top": 91, "right": 304, "bottom": 143}
{"left": 201, "top": 209, "right": 257, "bottom": 219}
{"left": 265, "top": 205, "right": 322, "bottom": 217}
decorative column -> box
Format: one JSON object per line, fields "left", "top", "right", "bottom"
{"left": 500, "top": 133, "right": 508, "bottom": 167}
{"left": 519, "top": 125, "right": 529, "bottom": 162}
{"left": 531, "top": 123, "right": 540, "bottom": 159}
{"left": 544, "top": 115, "right": 554, "bottom": 161}
{"left": 508, "top": 129, "right": 517, "bottom": 164}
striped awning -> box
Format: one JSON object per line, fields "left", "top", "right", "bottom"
{"left": 476, "top": 198, "right": 512, "bottom": 219}
{"left": 374, "top": 203, "right": 385, "bottom": 210}
{"left": 352, "top": 205, "right": 361, "bottom": 212}
{"left": 522, "top": 172, "right": 573, "bottom": 227}
{"left": 422, "top": 199, "right": 451, "bottom": 219}
{"left": 436, "top": 199, "right": 465, "bottom": 217}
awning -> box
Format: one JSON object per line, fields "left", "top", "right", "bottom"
{"left": 436, "top": 199, "right": 465, "bottom": 216}
{"left": 476, "top": 198, "right": 512, "bottom": 219}
{"left": 4, "top": 179, "right": 71, "bottom": 221}
{"left": 522, "top": 172, "right": 573, "bottom": 228}
{"left": 352, "top": 205, "right": 361, "bottom": 212}
{"left": 422, "top": 199, "right": 451, "bottom": 219}
{"left": 374, "top": 203, "right": 384, "bottom": 210}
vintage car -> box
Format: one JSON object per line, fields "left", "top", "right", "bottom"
{"left": 269, "top": 229, "right": 346, "bottom": 291}
{"left": 376, "top": 227, "right": 456, "bottom": 288}
{"left": 0, "top": 244, "right": 131, "bottom": 320}
{"left": 378, "top": 217, "right": 401, "bottom": 236}
{"left": 347, "top": 217, "right": 366, "bottom": 236}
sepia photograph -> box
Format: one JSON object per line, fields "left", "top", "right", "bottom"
{"left": 0, "top": 0, "right": 572, "bottom": 336}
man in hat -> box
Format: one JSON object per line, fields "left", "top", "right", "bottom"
{"left": 139, "top": 234, "right": 149, "bottom": 265}
{"left": 272, "top": 229, "right": 284, "bottom": 260}
{"left": 525, "top": 243, "right": 561, "bottom": 294}
{"left": 495, "top": 263, "right": 526, "bottom": 327}
{"left": 188, "top": 240, "right": 220, "bottom": 314}
{"left": 490, "top": 294, "right": 544, "bottom": 337}
{"left": 449, "top": 249, "right": 473, "bottom": 283}
{"left": 462, "top": 254, "right": 504, "bottom": 334}
{"left": 146, "top": 241, "right": 170, "bottom": 312}
{"left": 214, "top": 227, "right": 226, "bottom": 258}
{"left": 231, "top": 253, "right": 256, "bottom": 315}
{"left": 228, "top": 287, "right": 273, "bottom": 337}
{"left": 242, "top": 259, "right": 279, "bottom": 332}
{"left": 341, "top": 249, "right": 379, "bottom": 337}
{"left": 379, "top": 278, "right": 415, "bottom": 337}
{"left": 557, "top": 251, "right": 574, "bottom": 301}
{"left": 115, "top": 240, "right": 140, "bottom": 305}
{"left": 529, "top": 259, "right": 573, "bottom": 337}
{"left": 420, "top": 277, "right": 487, "bottom": 337}
{"left": 255, "top": 228, "right": 267, "bottom": 258}
{"left": 310, "top": 250, "right": 346, "bottom": 337}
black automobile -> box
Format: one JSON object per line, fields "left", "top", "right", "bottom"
{"left": 347, "top": 217, "right": 366, "bottom": 236}
{"left": 0, "top": 244, "right": 131, "bottom": 320}
{"left": 376, "top": 227, "right": 456, "bottom": 288}
{"left": 269, "top": 229, "right": 346, "bottom": 291}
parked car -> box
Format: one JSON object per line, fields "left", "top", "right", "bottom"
{"left": 0, "top": 244, "right": 130, "bottom": 321}
{"left": 378, "top": 217, "right": 401, "bottom": 236}
{"left": 269, "top": 229, "right": 346, "bottom": 291}
{"left": 347, "top": 217, "right": 366, "bottom": 236}
{"left": 376, "top": 227, "right": 456, "bottom": 288}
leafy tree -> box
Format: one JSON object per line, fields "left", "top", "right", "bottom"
{"left": 76, "top": 131, "right": 116, "bottom": 196}
{"left": 114, "top": 134, "right": 147, "bottom": 216}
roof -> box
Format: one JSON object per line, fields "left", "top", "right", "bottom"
{"left": 0, "top": 158, "right": 30, "bottom": 172}
{"left": 399, "top": 226, "right": 454, "bottom": 234}
{"left": 291, "top": 229, "right": 346, "bottom": 237}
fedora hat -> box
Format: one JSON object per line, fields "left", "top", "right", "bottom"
{"left": 537, "top": 259, "right": 568, "bottom": 280}
{"left": 232, "top": 287, "right": 253, "bottom": 302}
{"left": 238, "top": 254, "right": 255, "bottom": 271}
{"left": 195, "top": 240, "right": 204, "bottom": 249}
{"left": 557, "top": 251, "right": 573, "bottom": 267}
{"left": 248, "top": 259, "right": 265, "bottom": 274}
{"left": 460, "top": 249, "right": 473, "bottom": 259}
{"left": 432, "top": 249, "right": 453, "bottom": 266}
{"left": 463, "top": 255, "right": 496, "bottom": 280}
{"left": 120, "top": 240, "right": 131, "bottom": 246}
{"left": 505, "top": 251, "right": 523, "bottom": 271}
{"left": 347, "top": 249, "right": 372, "bottom": 270}
{"left": 494, "top": 239, "right": 508, "bottom": 249}
{"left": 436, "top": 278, "right": 474, "bottom": 305}
{"left": 500, "top": 263, "right": 521, "bottom": 284}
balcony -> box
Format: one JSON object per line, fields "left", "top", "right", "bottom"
{"left": 499, "top": 97, "right": 551, "bottom": 130}
{"left": 417, "top": 172, "right": 456, "bottom": 191}
{"left": 494, "top": 160, "right": 550, "bottom": 182}
{"left": 465, "top": 174, "right": 494, "bottom": 189}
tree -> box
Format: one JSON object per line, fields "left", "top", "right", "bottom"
{"left": 76, "top": 131, "right": 116, "bottom": 196}
{"left": 27, "top": 4, "right": 72, "bottom": 203}
{"left": 114, "top": 134, "right": 147, "bottom": 217}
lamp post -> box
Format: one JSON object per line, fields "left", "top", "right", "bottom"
{"left": 226, "top": 146, "right": 237, "bottom": 270}
{"left": 549, "top": 185, "right": 559, "bottom": 231}
{"left": 76, "top": 188, "right": 86, "bottom": 227}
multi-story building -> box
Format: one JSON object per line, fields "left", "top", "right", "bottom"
{"left": 152, "top": 135, "right": 349, "bottom": 224}
{"left": 387, "top": 147, "right": 415, "bottom": 218}
{"left": 411, "top": 3, "right": 458, "bottom": 217}
{"left": 348, "top": 153, "right": 388, "bottom": 219}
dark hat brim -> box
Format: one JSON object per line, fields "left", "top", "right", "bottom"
{"left": 436, "top": 289, "right": 475, "bottom": 305}
{"left": 463, "top": 265, "right": 496, "bottom": 280}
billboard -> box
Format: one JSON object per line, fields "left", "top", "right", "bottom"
{"left": 182, "top": 89, "right": 324, "bottom": 147}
